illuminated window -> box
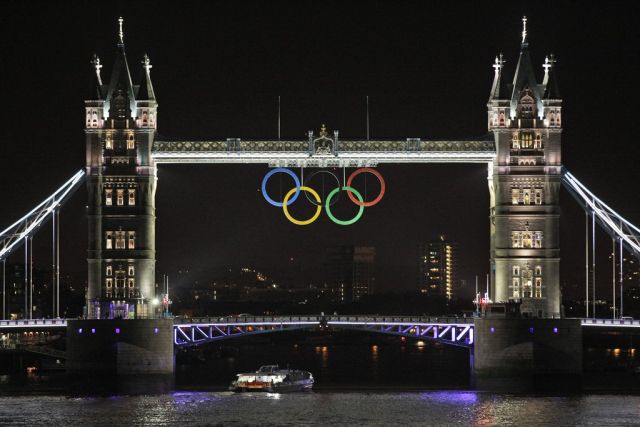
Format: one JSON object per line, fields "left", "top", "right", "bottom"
{"left": 105, "top": 232, "right": 113, "bottom": 249}
{"left": 513, "top": 289, "right": 520, "bottom": 298}
{"left": 127, "top": 133, "right": 135, "bottom": 150}
{"left": 128, "top": 189, "right": 136, "bottom": 205}
{"left": 520, "top": 132, "right": 533, "bottom": 149}
{"left": 115, "top": 231, "right": 126, "bottom": 249}
{"left": 522, "top": 279, "right": 532, "bottom": 298}
{"left": 511, "top": 133, "right": 520, "bottom": 149}
{"left": 535, "top": 278, "right": 542, "bottom": 298}
{"left": 511, "top": 188, "right": 520, "bottom": 205}
{"left": 127, "top": 231, "right": 136, "bottom": 249}
{"left": 512, "top": 232, "right": 521, "bottom": 248}
{"left": 498, "top": 111, "right": 505, "bottom": 127}
{"left": 534, "top": 134, "right": 542, "bottom": 149}
{"left": 512, "top": 265, "right": 520, "bottom": 276}
{"left": 128, "top": 265, "right": 135, "bottom": 276}
{"left": 116, "top": 189, "right": 124, "bottom": 206}
{"left": 127, "top": 278, "right": 135, "bottom": 288}
{"left": 105, "top": 189, "right": 113, "bottom": 206}
{"left": 523, "top": 188, "right": 531, "bottom": 205}
{"left": 106, "top": 278, "right": 113, "bottom": 288}
{"left": 512, "top": 277, "right": 520, "bottom": 287}
{"left": 522, "top": 232, "right": 532, "bottom": 248}
{"left": 142, "top": 110, "right": 148, "bottom": 127}
{"left": 533, "top": 232, "right": 543, "bottom": 248}
{"left": 534, "top": 189, "right": 543, "bottom": 205}
{"left": 106, "top": 265, "right": 112, "bottom": 276}
{"left": 105, "top": 133, "right": 113, "bottom": 150}
{"left": 535, "top": 266, "right": 542, "bottom": 276}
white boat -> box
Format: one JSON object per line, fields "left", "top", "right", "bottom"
{"left": 230, "top": 365, "right": 314, "bottom": 392}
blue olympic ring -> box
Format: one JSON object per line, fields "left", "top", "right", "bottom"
{"left": 261, "top": 168, "right": 301, "bottom": 207}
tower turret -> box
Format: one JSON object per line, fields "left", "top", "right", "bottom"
{"left": 85, "top": 17, "right": 158, "bottom": 320}
{"left": 487, "top": 17, "right": 562, "bottom": 318}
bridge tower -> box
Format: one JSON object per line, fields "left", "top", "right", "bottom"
{"left": 487, "top": 17, "right": 562, "bottom": 318}
{"left": 85, "top": 18, "right": 158, "bottom": 319}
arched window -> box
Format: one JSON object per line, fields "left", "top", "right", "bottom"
{"left": 517, "top": 89, "right": 537, "bottom": 119}
{"left": 499, "top": 111, "right": 506, "bottom": 127}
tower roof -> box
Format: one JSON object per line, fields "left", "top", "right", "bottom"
{"left": 488, "top": 53, "right": 509, "bottom": 101}
{"left": 136, "top": 54, "right": 156, "bottom": 101}
{"left": 86, "top": 54, "right": 105, "bottom": 100}
{"left": 542, "top": 54, "right": 561, "bottom": 99}
{"left": 103, "top": 17, "right": 137, "bottom": 116}
{"left": 509, "top": 17, "right": 543, "bottom": 116}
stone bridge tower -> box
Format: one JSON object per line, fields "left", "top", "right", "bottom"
{"left": 487, "top": 17, "right": 562, "bottom": 318}
{"left": 84, "top": 18, "right": 158, "bottom": 319}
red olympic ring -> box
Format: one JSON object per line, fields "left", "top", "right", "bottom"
{"left": 346, "top": 168, "right": 386, "bottom": 207}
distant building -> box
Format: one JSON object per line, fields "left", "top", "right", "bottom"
{"left": 323, "top": 246, "right": 375, "bottom": 303}
{"left": 418, "top": 236, "right": 456, "bottom": 300}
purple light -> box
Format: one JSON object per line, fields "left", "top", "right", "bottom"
{"left": 78, "top": 328, "right": 83, "bottom": 334}
{"left": 490, "top": 327, "right": 495, "bottom": 333}
{"left": 91, "top": 328, "right": 96, "bottom": 334}
{"left": 115, "top": 328, "right": 120, "bottom": 334}
{"left": 553, "top": 327, "right": 558, "bottom": 334}
{"left": 154, "top": 327, "right": 159, "bottom": 334}
{"left": 529, "top": 327, "right": 534, "bottom": 334}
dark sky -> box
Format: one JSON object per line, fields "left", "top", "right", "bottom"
{"left": 1, "top": 1, "right": 639, "bottom": 299}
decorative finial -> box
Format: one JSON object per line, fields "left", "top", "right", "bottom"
{"left": 142, "top": 53, "right": 152, "bottom": 71}
{"left": 492, "top": 53, "right": 505, "bottom": 73}
{"left": 91, "top": 54, "right": 102, "bottom": 72}
{"left": 118, "top": 17, "right": 124, "bottom": 44}
{"left": 320, "top": 124, "right": 327, "bottom": 137}
{"left": 521, "top": 16, "right": 528, "bottom": 44}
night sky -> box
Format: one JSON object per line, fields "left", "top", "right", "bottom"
{"left": 1, "top": 1, "right": 639, "bottom": 300}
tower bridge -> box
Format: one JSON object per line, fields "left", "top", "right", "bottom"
{"left": 1, "top": 17, "right": 640, "bottom": 378}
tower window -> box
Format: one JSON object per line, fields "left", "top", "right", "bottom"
{"left": 116, "top": 189, "right": 124, "bottom": 206}
{"left": 127, "top": 278, "right": 135, "bottom": 288}
{"left": 106, "top": 278, "right": 113, "bottom": 288}
{"left": 106, "top": 265, "right": 112, "bottom": 276}
{"left": 142, "top": 110, "right": 148, "bottom": 127}
{"left": 512, "top": 265, "right": 520, "bottom": 276}
{"left": 115, "top": 231, "right": 126, "bottom": 249}
{"left": 128, "top": 265, "right": 135, "bottom": 276}
{"left": 534, "top": 188, "right": 543, "bottom": 205}
{"left": 535, "top": 266, "right": 542, "bottom": 276}
{"left": 105, "top": 232, "right": 113, "bottom": 249}
{"left": 511, "top": 231, "right": 543, "bottom": 248}
{"left": 105, "top": 189, "right": 113, "bottom": 206}
{"left": 523, "top": 188, "right": 531, "bottom": 205}
{"left": 511, "top": 133, "right": 520, "bottom": 150}
{"left": 534, "top": 134, "right": 542, "bottom": 149}
{"left": 128, "top": 189, "right": 136, "bottom": 205}
{"left": 127, "top": 133, "right": 135, "bottom": 150}
{"left": 127, "top": 231, "right": 136, "bottom": 249}
{"left": 105, "top": 133, "right": 113, "bottom": 150}
{"left": 511, "top": 188, "right": 520, "bottom": 205}
{"left": 520, "top": 132, "right": 533, "bottom": 149}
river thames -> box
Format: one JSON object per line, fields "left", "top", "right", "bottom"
{"left": 1, "top": 334, "right": 640, "bottom": 425}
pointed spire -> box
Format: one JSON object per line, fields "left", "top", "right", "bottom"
{"left": 118, "top": 17, "right": 124, "bottom": 45}
{"left": 543, "top": 53, "right": 560, "bottom": 99}
{"left": 105, "top": 17, "right": 136, "bottom": 118}
{"left": 137, "top": 53, "right": 156, "bottom": 101}
{"left": 489, "top": 53, "right": 509, "bottom": 100}
{"left": 510, "top": 17, "right": 542, "bottom": 117}
{"left": 87, "top": 54, "right": 104, "bottom": 100}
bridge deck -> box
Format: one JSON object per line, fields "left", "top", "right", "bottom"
{"left": 151, "top": 139, "right": 496, "bottom": 167}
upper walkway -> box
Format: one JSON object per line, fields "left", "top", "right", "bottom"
{"left": 151, "top": 139, "right": 496, "bottom": 167}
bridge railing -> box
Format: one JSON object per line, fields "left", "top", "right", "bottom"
{"left": 174, "top": 315, "right": 475, "bottom": 325}
{"left": 0, "top": 319, "right": 68, "bottom": 328}
{"left": 581, "top": 318, "right": 640, "bottom": 328}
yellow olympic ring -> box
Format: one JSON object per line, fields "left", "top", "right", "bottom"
{"left": 282, "top": 186, "right": 322, "bottom": 225}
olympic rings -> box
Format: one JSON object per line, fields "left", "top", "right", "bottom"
{"left": 346, "top": 167, "right": 386, "bottom": 207}
{"left": 261, "top": 168, "right": 301, "bottom": 207}
{"left": 303, "top": 170, "right": 342, "bottom": 207}
{"left": 260, "top": 167, "right": 385, "bottom": 226}
{"left": 283, "top": 186, "right": 322, "bottom": 225}
{"left": 325, "top": 186, "right": 365, "bottom": 225}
